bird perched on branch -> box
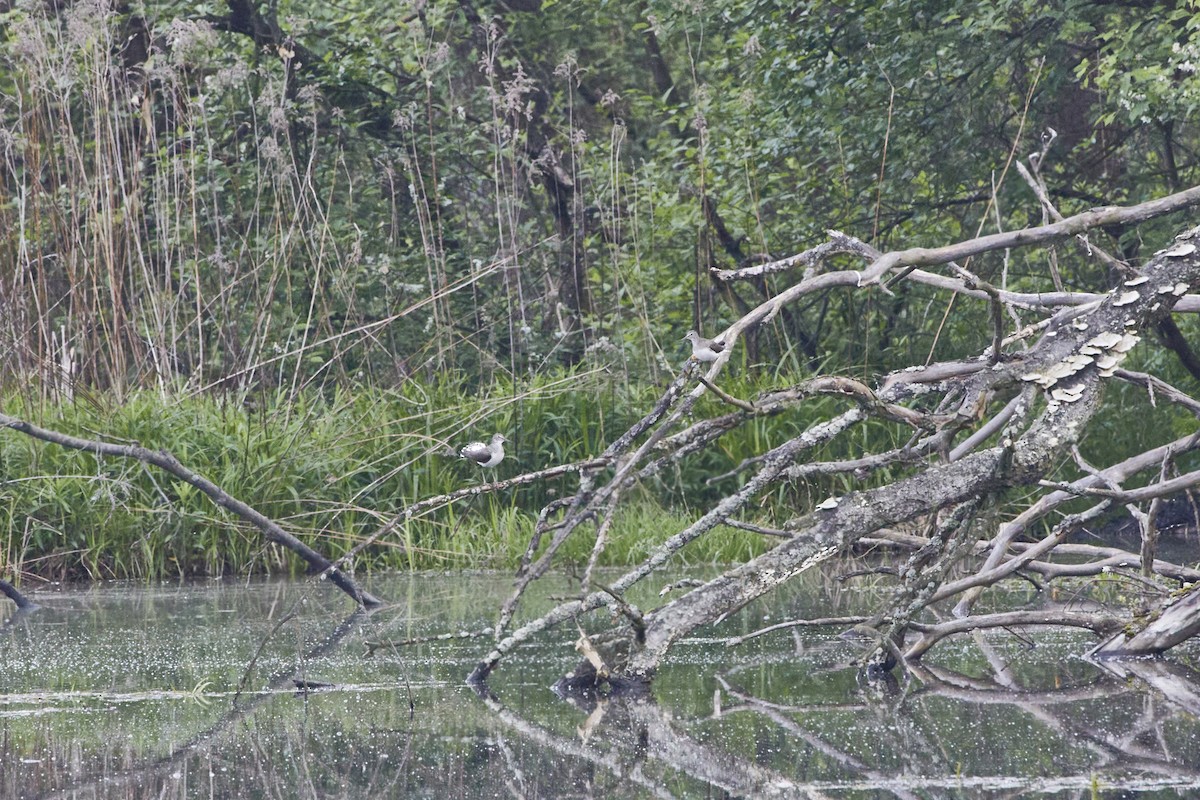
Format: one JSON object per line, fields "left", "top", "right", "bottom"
{"left": 459, "top": 433, "right": 507, "bottom": 468}
{"left": 683, "top": 330, "right": 726, "bottom": 363}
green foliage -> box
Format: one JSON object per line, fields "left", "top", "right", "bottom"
{"left": 0, "top": 371, "right": 831, "bottom": 578}
{"left": 1087, "top": 5, "right": 1200, "bottom": 127}
{"left": 6, "top": 0, "right": 1194, "bottom": 396}
{"left": 2, "top": 0, "right": 1198, "bottom": 577}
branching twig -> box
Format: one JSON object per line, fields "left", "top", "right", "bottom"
{"left": 1114, "top": 368, "right": 1200, "bottom": 416}
{"left": 1037, "top": 468, "right": 1200, "bottom": 503}
{"left": 697, "top": 376, "right": 756, "bottom": 411}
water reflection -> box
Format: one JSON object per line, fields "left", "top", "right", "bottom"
{"left": 0, "top": 572, "right": 1198, "bottom": 798}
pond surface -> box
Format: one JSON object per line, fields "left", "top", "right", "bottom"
{"left": 1, "top": 568, "right": 1199, "bottom": 799}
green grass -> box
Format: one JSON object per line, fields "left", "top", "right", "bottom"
{"left": 1, "top": 371, "right": 839, "bottom": 581}
{"left": 2, "top": 357, "right": 1180, "bottom": 584}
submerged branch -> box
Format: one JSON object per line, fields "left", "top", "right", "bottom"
{"left": 905, "top": 609, "right": 1125, "bottom": 661}
{"left": 0, "top": 577, "right": 36, "bottom": 611}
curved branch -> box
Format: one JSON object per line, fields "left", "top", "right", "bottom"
{"left": 0, "top": 578, "right": 35, "bottom": 611}
{"left": 0, "top": 413, "right": 380, "bottom": 608}
{"left": 905, "top": 609, "right": 1124, "bottom": 661}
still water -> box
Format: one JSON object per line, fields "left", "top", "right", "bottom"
{"left": 1, "top": 568, "right": 1198, "bottom": 798}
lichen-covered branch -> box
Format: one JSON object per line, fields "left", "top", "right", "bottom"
{"left": 470, "top": 192, "right": 1200, "bottom": 687}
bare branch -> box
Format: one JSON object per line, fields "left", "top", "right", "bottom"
{"left": 0, "top": 413, "right": 381, "bottom": 608}
{"left": 905, "top": 609, "right": 1124, "bottom": 661}
{"left": 925, "top": 501, "right": 1112, "bottom": 606}
{"left": 956, "top": 431, "right": 1200, "bottom": 616}
{"left": 725, "top": 616, "right": 871, "bottom": 646}
{"left": 1113, "top": 368, "right": 1200, "bottom": 415}
{"left": 1038, "top": 467, "right": 1200, "bottom": 503}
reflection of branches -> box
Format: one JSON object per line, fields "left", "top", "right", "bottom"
{"left": 472, "top": 652, "right": 1200, "bottom": 799}
{"left": 37, "top": 608, "right": 372, "bottom": 800}
{"left": 481, "top": 679, "right": 912, "bottom": 799}
{"left": 711, "top": 658, "right": 1200, "bottom": 795}
{"left": 470, "top": 687, "right": 676, "bottom": 800}
{"left": 1096, "top": 658, "right": 1200, "bottom": 717}
{"left": 715, "top": 676, "right": 922, "bottom": 800}
{"left": 0, "top": 606, "right": 39, "bottom": 636}
{"left": 907, "top": 660, "right": 1200, "bottom": 781}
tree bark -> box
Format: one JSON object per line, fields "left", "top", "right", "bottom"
{"left": 626, "top": 225, "right": 1200, "bottom": 676}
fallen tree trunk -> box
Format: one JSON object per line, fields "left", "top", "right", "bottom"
{"left": 466, "top": 184, "right": 1200, "bottom": 686}
{"left": 1093, "top": 584, "right": 1200, "bottom": 658}
{"left": 627, "top": 224, "right": 1200, "bottom": 676}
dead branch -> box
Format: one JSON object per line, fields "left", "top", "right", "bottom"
{"left": 925, "top": 501, "right": 1111, "bottom": 605}
{"left": 0, "top": 412, "right": 381, "bottom": 608}
{"left": 905, "top": 609, "right": 1125, "bottom": 661}
{"left": 720, "top": 519, "right": 791, "bottom": 538}
{"left": 470, "top": 409, "right": 866, "bottom": 682}
{"left": 468, "top": 196, "right": 1200, "bottom": 687}
{"left": 697, "top": 376, "right": 756, "bottom": 411}
{"left": 714, "top": 185, "right": 1200, "bottom": 290}
{"left": 494, "top": 366, "right": 701, "bottom": 635}
{"left": 0, "top": 577, "right": 35, "bottom": 610}
{"left": 1094, "top": 583, "right": 1200, "bottom": 658}
{"left": 955, "top": 431, "right": 1200, "bottom": 616}
{"left": 1113, "top": 368, "right": 1200, "bottom": 415}
{"left": 1038, "top": 467, "right": 1200, "bottom": 503}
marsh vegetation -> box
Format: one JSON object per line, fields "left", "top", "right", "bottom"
{"left": 2, "top": 4, "right": 1200, "bottom": 792}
